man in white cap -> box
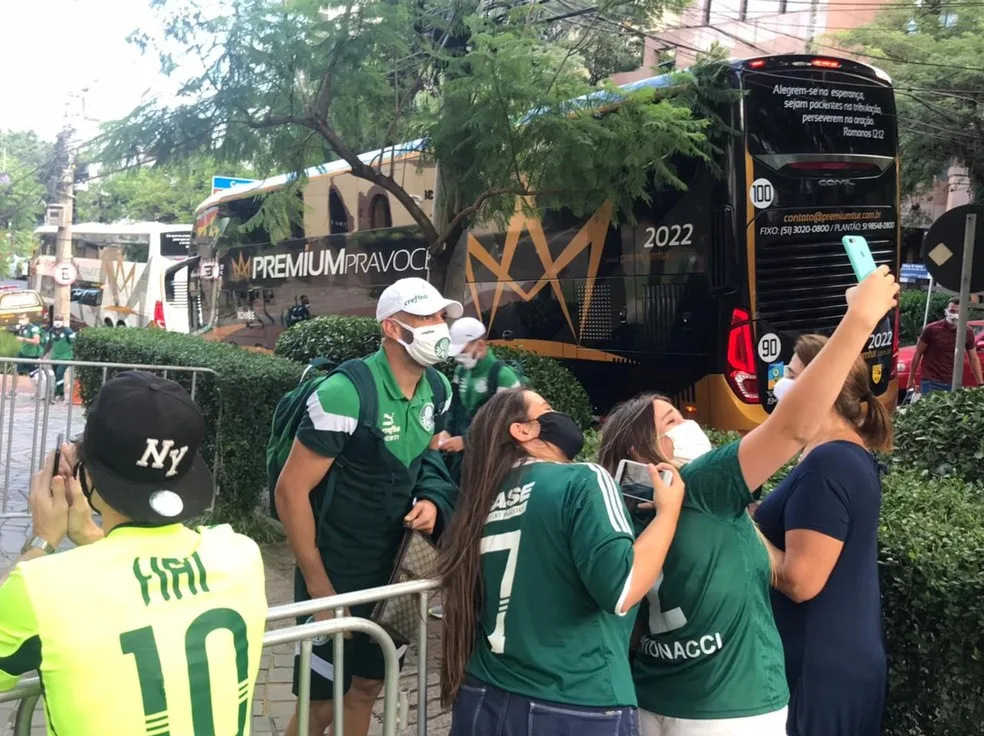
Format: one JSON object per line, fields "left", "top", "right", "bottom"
{"left": 276, "top": 276, "right": 461, "bottom": 736}
{"left": 440, "top": 316, "right": 523, "bottom": 466}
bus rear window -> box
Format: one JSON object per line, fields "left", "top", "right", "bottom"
{"left": 744, "top": 70, "right": 896, "bottom": 157}
{"left": 161, "top": 231, "right": 192, "bottom": 258}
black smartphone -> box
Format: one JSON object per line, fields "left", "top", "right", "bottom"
{"left": 52, "top": 433, "right": 64, "bottom": 476}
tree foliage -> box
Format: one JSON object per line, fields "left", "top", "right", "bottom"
{"left": 0, "top": 130, "right": 54, "bottom": 266}
{"left": 100, "top": 0, "right": 724, "bottom": 287}
{"left": 837, "top": 4, "right": 984, "bottom": 197}
{"left": 75, "top": 157, "right": 254, "bottom": 224}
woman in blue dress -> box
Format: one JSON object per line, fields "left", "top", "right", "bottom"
{"left": 755, "top": 334, "right": 891, "bottom": 736}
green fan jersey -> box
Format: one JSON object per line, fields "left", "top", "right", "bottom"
{"left": 294, "top": 348, "right": 452, "bottom": 583}
{"left": 632, "top": 441, "right": 789, "bottom": 719}
{"left": 467, "top": 460, "right": 638, "bottom": 708}
{"left": 451, "top": 347, "right": 521, "bottom": 420}
{"left": 17, "top": 324, "right": 43, "bottom": 358}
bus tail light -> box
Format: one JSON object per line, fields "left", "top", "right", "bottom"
{"left": 811, "top": 58, "right": 841, "bottom": 69}
{"left": 726, "top": 308, "right": 760, "bottom": 403}
{"left": 747, "top": 59, "right": 766, "bottom": 69}
{"left": 154, "top": 300, "right": 166, "bottom": 329}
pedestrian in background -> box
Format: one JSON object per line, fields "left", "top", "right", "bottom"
{"left": 12, "top": 312, "right": 43, "bottom": 397}
{"left": 439, "top": 317, "right": 522, "bottom": 477}
{"left": 45, "top": 314, "right": 76, "bottom": 402}
{"left": 905, "top": 297, "right": 982, "bottom": 397}
{"left": 756, "top": 335, "right": 891, "bottom": 736}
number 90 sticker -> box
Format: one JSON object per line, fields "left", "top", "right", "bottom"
{"left": 750, "top": 178, "right": 774, "bottom": 210}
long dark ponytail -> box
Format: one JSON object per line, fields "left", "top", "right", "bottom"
{"left": 439, "top": 389, "right": 531, "bottom": 707}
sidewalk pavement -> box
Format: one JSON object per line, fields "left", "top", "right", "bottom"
{"left": 0, "top": 393, "right": 452, "bottom": 736}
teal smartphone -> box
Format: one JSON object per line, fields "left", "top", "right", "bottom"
{"left": 842, "top": 235, "right": 878, "bottom": 281}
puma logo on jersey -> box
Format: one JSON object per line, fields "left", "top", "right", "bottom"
{"left": 382, "top": 412, "right": 401, "bottom": 441}
{"left": 136, "top": 439, "right": 189, "bottom": 477}
{"left": 487, "top": 482, "right": 534, "bottom": 523}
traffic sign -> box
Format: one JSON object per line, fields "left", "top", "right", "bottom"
{"left": 52, "top": 261, "right": 77, "bottom": 287}
{"left": 211, "top": 176, "right": 257, "bottom": 195}
{"left": 921, "top": 204, "right": 984, "bottom": 293}
{"left": 900, "top": 263, "right": 929, "bottom": 282}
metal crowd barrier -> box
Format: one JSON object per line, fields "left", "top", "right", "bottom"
{"left": 0, "top": 578, "right": 441, "bottom": 736}
{"left": 0, "top": 358, "right": 219, "bottom": 520}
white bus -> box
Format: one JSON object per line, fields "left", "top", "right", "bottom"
{"left": 32, "top": 222, "right": 192, "bottom": 332}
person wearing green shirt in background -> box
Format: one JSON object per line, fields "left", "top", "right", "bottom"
{"left": 429, "top": 317, "right": 522, "bottom": 620}
{"left": 440, "top": 317, "right": 521, "bottom": 473}
{"left": 596, "top": 266, "right": 899, "bottom": 736}
{"left": 45, "top": 315, "right": 76, "bottom": 401}
{"left": 12, "top": 313, "right": 43, "bottom": 398}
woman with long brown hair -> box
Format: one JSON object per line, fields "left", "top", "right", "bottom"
{"left": 754, "top": 335, "right": 891, "bottom": 736}
{"left": 597, "top": 267, "right": 899, "bottom": 736}
{"left": 439, "top": 388, "right": 685, "bottom": 735}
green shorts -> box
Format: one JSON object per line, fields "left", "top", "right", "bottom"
{"left": 291, "top": 568, "right": 408, "bottom": 701}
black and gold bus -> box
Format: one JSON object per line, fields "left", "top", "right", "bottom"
{"left": 178, "top": 54, "right": 900, "bottom": 431}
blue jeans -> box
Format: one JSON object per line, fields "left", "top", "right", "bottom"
{"left": 920, "top": 379, "right": 952, "bottom": 396}
{"left": 451, "top": 676, "right": 639, "bottom": 736}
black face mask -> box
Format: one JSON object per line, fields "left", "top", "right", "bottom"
{"left": 535, "top": 411, "right": 585, "bottom": 461}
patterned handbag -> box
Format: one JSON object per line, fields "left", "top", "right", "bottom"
{"left": 370, "top": 530, "right": 440, "bottom": 646}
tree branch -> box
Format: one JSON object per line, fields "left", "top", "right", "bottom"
{"left": 435, "top": 187, "right": 517, "bottom": 250}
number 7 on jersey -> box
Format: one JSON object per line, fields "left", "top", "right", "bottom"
{"left": 479, "top": 531, "right": 522, "bottom": 654}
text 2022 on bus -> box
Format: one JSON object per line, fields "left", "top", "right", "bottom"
{"left": 176, "top": 54, "right": 900, "bottom": 431}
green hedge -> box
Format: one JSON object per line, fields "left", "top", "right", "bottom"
{"left": 898, "top": 289, "right": 984, "bottom": 345}
{"left": 899, "top": 289, "right": 951, "bottom": 345}
{"left": 878, "top": 469, "right": 984, "bottom": 735}
{"left": 74, "top": 327, "right": 301, "bottom": 535}
{"left": 275, "top": 316, "right": 593, "bottom": 429}
{"left": 893, "top": 386, "right": 984, "bottom": 487}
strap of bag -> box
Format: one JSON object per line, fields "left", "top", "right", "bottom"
{"left": 312, "top": 359, "right": 378, "bottom": 546}
{"left": 425, "top": 366, "right": 447, "bottom": 416}
{"left": 488, "top": 360, "right": 504, "bottom": 392}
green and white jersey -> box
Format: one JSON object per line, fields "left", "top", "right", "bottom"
{"left": 297, "top": 348, "right": 451, "bottom": 466}
{"left": 17, "top": 324, "right": 43, "bottom": 358}
{"left": 467, "top": 460, "right": 638, "bottom": 708}
{"left": 452, "top": 348, "right": 521, "bottom": 419}
{"left": 47, "top": 327, "right": 76, "bottom": 360}
{"left": 632, "top": 441, "right": 788, "bottom": 719}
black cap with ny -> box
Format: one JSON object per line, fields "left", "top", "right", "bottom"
{"left": 82, "top": 371, "right": 215, "bottom": 524}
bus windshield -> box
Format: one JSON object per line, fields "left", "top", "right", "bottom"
{"left": 743, "top": 69, "right": 896, "bottom": 157}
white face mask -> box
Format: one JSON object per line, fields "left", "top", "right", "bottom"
{"left": 53, "top": 321, "right": 63, "bottom": 329}
{"left": 18, "top": 319, "right": 28, "bottom": 326}
{"left": 454, "top": 353, "right": 478, "bottom": 369}
{"left": 394, "top": 320, "right": 451, "bottom": 366}
{"left": 665, "top": 420, "right": 713, "bottom": 464}
{"left": 772, "top": 376, "right": 795, "bottom": 402}
{"left": 944, "top": 310, "right": 959, "bottom": 325}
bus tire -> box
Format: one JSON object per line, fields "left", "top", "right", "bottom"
{"left": 116, "top": 320, "right": 126, "bottom": 328}
{"left": 103, "top": 318, "right": 114, "bottom": 327}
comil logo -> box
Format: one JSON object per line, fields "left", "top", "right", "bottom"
{"left": 818, "top": 179, "right": 853, "bottom": 187}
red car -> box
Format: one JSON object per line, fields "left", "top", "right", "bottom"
{"left": 897, "top": 319, "right": 984, "bottom": 399}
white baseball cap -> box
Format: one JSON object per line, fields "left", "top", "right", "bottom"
{"left": 449, "top": 317, "right": 488, "bottom": 356}
{"left": 376, "top": 277, "right": 463, "bottom": 322}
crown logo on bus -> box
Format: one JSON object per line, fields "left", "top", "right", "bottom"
{"left": 465, "top": 199, "right": 613, "bottom": 341}
{"left": 230, "top": 252, "right": 252, "bottom": 281}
